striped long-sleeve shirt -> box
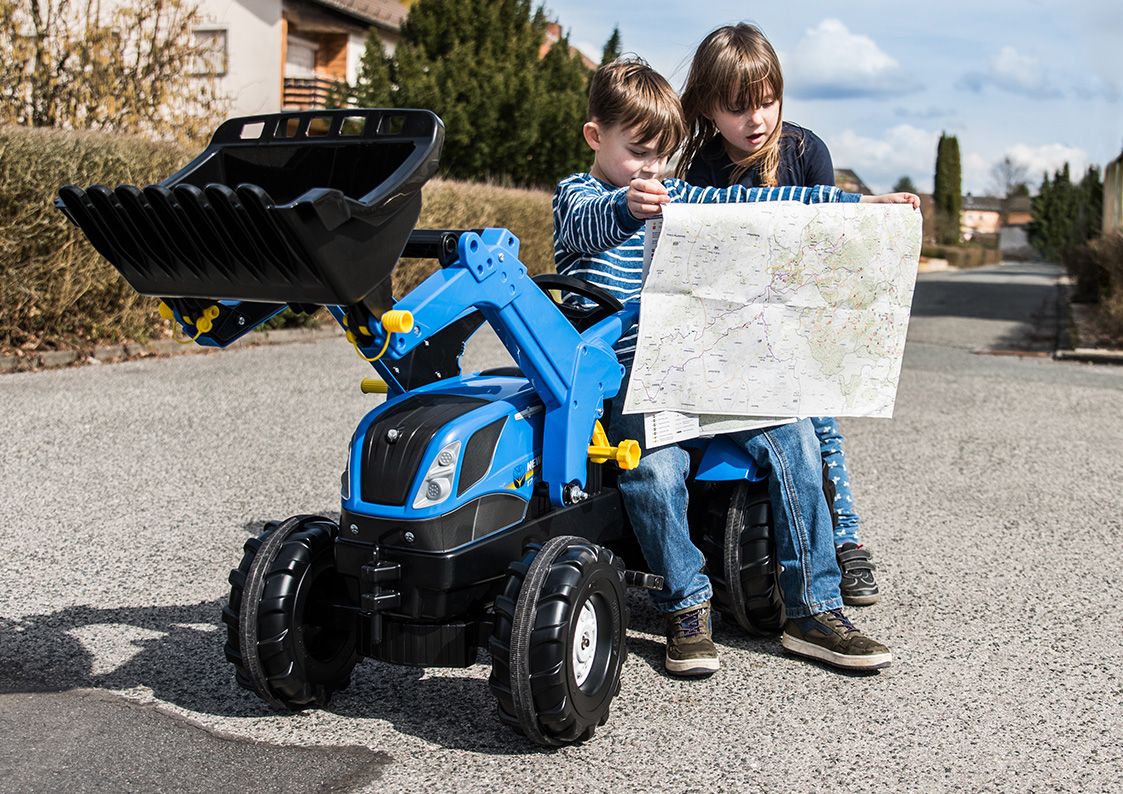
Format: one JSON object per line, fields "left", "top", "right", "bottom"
{"left": 552, "top": 173, "right": 860, "bottom": 366}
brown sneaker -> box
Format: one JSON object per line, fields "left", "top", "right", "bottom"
{"left": 665, "top": 601, "right": 719, "bottom": 677}
{"left": 781, "top": 610, "right": 892, "bottom": 670}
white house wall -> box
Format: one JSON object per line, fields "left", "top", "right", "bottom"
{"left": 195, "top": 0, "right": 284, "bottom": 116}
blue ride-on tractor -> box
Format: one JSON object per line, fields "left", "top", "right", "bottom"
{"left": 56, "top": 108, "right": 791, "bottom": 746}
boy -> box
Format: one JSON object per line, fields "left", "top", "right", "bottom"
{"left": 554, "top": 57, "right": 918, "bottom": 676}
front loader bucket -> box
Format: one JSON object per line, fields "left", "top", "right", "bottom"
{"left": 56, "top": 108, "right": 443, "bottom": 313}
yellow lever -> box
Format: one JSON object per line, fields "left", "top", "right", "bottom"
{"left": 587, "top": 420, "right": 642, "bottom": 470}
{"left": 360, "top": 378, "right": 389, "bottom": 394}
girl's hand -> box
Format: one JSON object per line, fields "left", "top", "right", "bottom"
{"left": 860, "top": 192, "right": 921, "bottom": 209}
{"left": 627, "top": 178, "right": 671, "bottom": 219}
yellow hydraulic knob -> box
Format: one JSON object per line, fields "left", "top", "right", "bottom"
{"left": 615, "top": 439, "right": 642, "bottom": 470}
{"left": 381, "top": 310, "right": 414, "bottom": 333}
{"left": 587, "top": 421, "right": 642, "bottom": 469}
{"left": 195, "top": 305, "right": 219, "bottom": 334}
{"left": 158, "top": 301, "right": 174, "bottom": 321}
{"left": 360, "top": 378, "right": 389, "bottom": 394}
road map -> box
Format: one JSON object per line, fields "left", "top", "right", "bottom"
{"left": 624, "top": 201, "right": 922, "bottom": 435}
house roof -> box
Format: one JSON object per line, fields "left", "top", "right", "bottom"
{"left": 309, "top": 0, "right": 407, "bottom": 30}
{"left": 834, "top": 168, "right": 872, "bottom": 195}
{"left": 963, "top": 194, "right": 1004, "bottom": 212}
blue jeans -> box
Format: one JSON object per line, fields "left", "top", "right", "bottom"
{"left": 607, "top": 401, "right": 843, "bottom": 619}
{"left": 811, "top": 417, "right": 862, "bottom": 547}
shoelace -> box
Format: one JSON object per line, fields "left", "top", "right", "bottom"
{"left": 673, "top": 607, "right": 708, "bottom": 638}
{"left": 823, "top": 609, "right": 858, "bottom": 636}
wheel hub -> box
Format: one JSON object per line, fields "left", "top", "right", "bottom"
{"left": 572, "top": 599, "right": 599, "bottom": 686}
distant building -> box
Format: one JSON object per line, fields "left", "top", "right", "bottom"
{"left": 188, "top": 0, "right": 408, "bottom": 117}
{"left": 961, "top": 193, "right": 1003, "bottom": 240}
{"left": 1004, "top": 195, "right": 1033, "bottom": 227}
{"left": 540, "top": 22, "right": 599, "bottom": 71}
{"left": 1105, "top": 150, "right": 1123, "bottom": 235}
{"left": 834, "top": 168, "right": 872, "bottom": 195}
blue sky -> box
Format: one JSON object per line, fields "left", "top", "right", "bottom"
{"left": 544, "top": 0, "right": 1123, "bottom": 194}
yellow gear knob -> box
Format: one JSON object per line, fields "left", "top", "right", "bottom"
{"left": 381, "top": 310, "right": 414, "bottom": 333}
{"left": 615, "top": 439, "right": 642, "bottom": 470}
{"left": 360, "top": 378, "right": 389, "bottom": 394}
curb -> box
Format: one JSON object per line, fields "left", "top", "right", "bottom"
{"left": 1053, "top": 276, "right": 1123, "bottom": 365}
{"left": 0, "top": 325, "right": 344, "bottom": 375}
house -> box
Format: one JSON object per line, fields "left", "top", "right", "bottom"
{"left": 1004, "top": 195, "right": 1032, "bottom": 227}
{"left": 540, "top": 22, "right": 599, "bottom": 71}
{"left": 960, "top": 193, "right": 1003, "bottom": 241}
{"left": 833, "top": 168, "right": 872, "bottom": 195}
{"left": 1105, "top": 150, "right": 1123, "bottom": 235}
{"left": 190, "top": 0, "right": 408, "bottom": 117}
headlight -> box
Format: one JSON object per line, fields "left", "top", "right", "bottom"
{"left": 412, "top": 440, "right": 461, "bottom": 509}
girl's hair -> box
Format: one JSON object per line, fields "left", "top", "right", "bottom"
{"left": 677, "top": 23, "right": 785, "bottom": 186}
{"left": 587, "top": 56, "right": 687, "bottom": 158}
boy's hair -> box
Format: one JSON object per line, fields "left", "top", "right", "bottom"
{"left": 677, "top": 23, "right": 786, "bottom": 186}
{"left": 587, "top": 56, "right": 687, "bottom": 157}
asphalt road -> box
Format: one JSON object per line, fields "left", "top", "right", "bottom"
{"left": 1, "top": 261, "right": 1121, "bottom": 792}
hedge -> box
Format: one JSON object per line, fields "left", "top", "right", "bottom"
{"left": 0, "top": 125, "right": 554, "bottom": 352}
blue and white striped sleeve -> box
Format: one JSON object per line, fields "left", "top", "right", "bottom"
{"left": 553, "top": 178, "right": 645, "bottom": 254}
{"left": 663, "top": 179, "right": 860, "bottom": 205}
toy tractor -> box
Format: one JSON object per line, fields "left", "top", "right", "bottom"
{"left": 56, "top": 108, "right": 782, "bottom": 746}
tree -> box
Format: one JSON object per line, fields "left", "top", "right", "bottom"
{"left": 0, "top": 0, "right": 224, "bottom": 142}
{"left": 343, "top": 30, "right": 394, "bottom": 108}
{"left": 527, "top": 32, "right": 591, "bottom": 186}
{"left": 389, "top": 0, "right": 547, "bottom": 181}
{"left": 340, "top": 0, "right": 594, "bottom": 187}
{"left": 933, "top": 132, "right": 962, "bottom": 245}
{"left": 989, "top": 156, "right": 1030, "bottom": 198}
{"left": 600, "top": 26, "right": 622, "bottom": 65}
{"left": 892, "top": 175, "right": 917, "bottom": 194}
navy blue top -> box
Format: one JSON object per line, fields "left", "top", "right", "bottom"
{"left": 684, "top": 121, "right": 835, "bottom": 190}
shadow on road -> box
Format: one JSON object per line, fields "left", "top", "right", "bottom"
{"left": 910, "top": 265, "right": 1060, "bottom": 351}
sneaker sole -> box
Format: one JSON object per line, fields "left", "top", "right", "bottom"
{"left": 780, "top": 634, "right": 892, "bottom": 670}
{"left": 664, "top": 655, "right": 720, "bottom": 676}
{"left": 842, "top": 593, "right": 881, "bottom": 606}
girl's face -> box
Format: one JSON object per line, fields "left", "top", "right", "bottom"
{"left": 709, "top": 95, "right": 780, "bottom": 159}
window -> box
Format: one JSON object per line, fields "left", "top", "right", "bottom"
{"left": 192, "top": 28, "right": 228, "bottom": 77}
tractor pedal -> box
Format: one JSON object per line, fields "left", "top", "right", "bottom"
{"left": 623, "top": 570, "right": 665, "bottom": 591}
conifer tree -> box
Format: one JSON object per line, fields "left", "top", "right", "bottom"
{"left": 342, "top": 30, "right": 393, "bottom": 107}
{"left": 529, "top": 33, "right": 592, "bottom": 186}
{"left": 601, "top": 26, "right": 622, "bottom": 65}
{"left": 933, "top": 133, "right": 963, "bottom": 245}
{"left": 892, "top": 175, "right": 917, "bottom": 194}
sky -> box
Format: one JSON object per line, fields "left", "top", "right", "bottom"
{"left": 543, "top": 0, "right": 1123, "bottom": 195}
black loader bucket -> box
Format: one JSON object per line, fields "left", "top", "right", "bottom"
{"left": 56, "top": 108, "right": 443, "bottom": 313}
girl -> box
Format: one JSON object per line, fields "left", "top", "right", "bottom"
{"left": 678, "top": 23, "right": 881, "bottom": 606}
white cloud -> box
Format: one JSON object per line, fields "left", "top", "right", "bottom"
{"left": 958, "top": 45, "right": 1114, "bottom": 99}
{"left": 782, "top": 19, "right": 921, "bottom": 100}
{"left": 1003, "top": 143, "right": 1090, "bottom": 183}
{"left": 829, "top": 125, "right": 941, "bottom": 193}
{"left": 958, "top": 46, "right": 1059, "bottom": 97}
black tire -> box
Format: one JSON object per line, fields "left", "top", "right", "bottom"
{"left": 221, "top": 515, "right": 359, "bottom": 710}
{"left": 488, "top": 535, "right": 627, "bottom": 747}
{"left": 699, "top": 482, "right": 784, "bottom": 635}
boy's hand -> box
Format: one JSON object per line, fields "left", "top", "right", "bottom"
{"left": 627, "top": 178, "right": 670, "bottom": 219}
{"left": 860, "top": 192, "right": 921, "bottom": 209}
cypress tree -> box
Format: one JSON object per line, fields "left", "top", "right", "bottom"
{"left": 933, "top": 133, "right": 962, "bottom": 245}
{"left": 345, "top": 31, "right": 394, "bottom": 108}
{"left": 601, "top": 26, "right": 622, "bottom": 65}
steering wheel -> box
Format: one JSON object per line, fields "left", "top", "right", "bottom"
{"left": 532, "top": 274, "right": 625, "bottom": 332}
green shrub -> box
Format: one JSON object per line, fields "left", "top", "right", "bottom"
{"left": 0, "top": 126, "right": 553, "bottom": 352}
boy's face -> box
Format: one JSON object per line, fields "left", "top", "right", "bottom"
{"left": 583, "top": 122, "right": 668, "bottom": 188}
